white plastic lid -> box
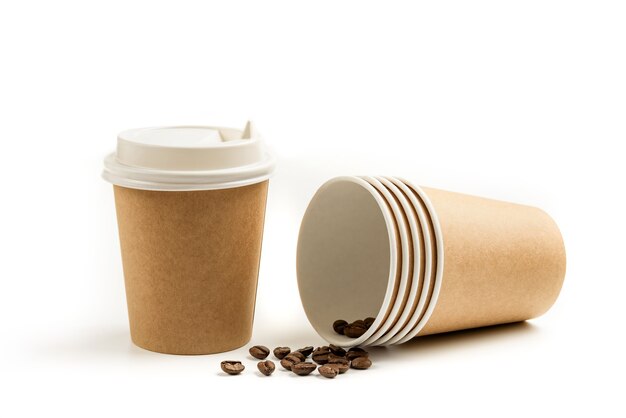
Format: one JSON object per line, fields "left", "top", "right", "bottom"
{"left": 102, "top": 122, "right": 275, "bottom": 191}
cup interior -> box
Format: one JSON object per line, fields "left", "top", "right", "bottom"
{"left": 296, "top": 176, "right": 399, "bottom": 346}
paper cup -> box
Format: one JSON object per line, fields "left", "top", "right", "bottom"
{"left": 103, "top": 124, "right": 275, "bottom": 354}
{"left": 297, "top": 176, "right": 566, "bottom": 347}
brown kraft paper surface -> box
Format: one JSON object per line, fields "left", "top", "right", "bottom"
{"left": 114, "top": 181, "right": 268, "bottom": 354}
{"left": 419, "top": 187, "right": 566, "bottom": 336}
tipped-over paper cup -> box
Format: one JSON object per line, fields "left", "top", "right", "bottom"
{"left": 103, "top": 123, "right": 274, "bottom": 354}
{"left": 297, "top": 176, "right": 566, "bottom": 347}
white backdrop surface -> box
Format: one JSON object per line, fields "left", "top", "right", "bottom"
{"left": 1, "top": 1, "right": 624, "bottom": 416}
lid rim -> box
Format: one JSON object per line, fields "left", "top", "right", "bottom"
{"left": 104, "top": 152, "right": 274, "bottom": 176}
{"left": 102, "top": 152, "right": 275, "bottom": 191}
{"left": 102, "top": 170, "right": 273, "bottom": 191}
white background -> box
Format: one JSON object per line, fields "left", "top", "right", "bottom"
{"left": 1, "top": 1, "right": 625, "bottom": 416}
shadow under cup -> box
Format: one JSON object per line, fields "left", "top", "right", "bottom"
{"left": 296, "top": 176, "right": 566, "bottom": 348}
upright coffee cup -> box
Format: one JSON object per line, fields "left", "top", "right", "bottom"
{"left": 103, "top": 123, "right": 275, "bottom": 354}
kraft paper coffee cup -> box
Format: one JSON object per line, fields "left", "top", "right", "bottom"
{"left": 297, "top": 176, "right": 566, "bottom": 347}
{"left": 103, "top": 123, "right": 275, "bottom": 354}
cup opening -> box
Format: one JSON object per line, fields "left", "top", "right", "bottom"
{"left": 297, "top": 177, "right": 398, "bottom": 346}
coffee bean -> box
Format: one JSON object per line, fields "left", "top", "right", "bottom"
{"left": 327, "top": 356, "right": 350, "bottom": 374}
{"left": 333, "top": 319, "right": 348, "bottom": 335}
{"left": 313, "top": 354, "right": 329, "bottom": 365}
{"left": 312, "top": 346, "right": 331, "bottom": 364}
{"left": 329, "top": 344, "right": 347, "bottom": 357}
{"left": 249, "top": 345, "right": 270, "bottom": 359}
{"left": 328, "top": 354, "right": 350, "bottom": 367}
{"left": 313, "top": 346, "right": 330, "bottom": 354}
{"left": 346, "top": 347, "right": 369, "bottom": 361}
{"left": 273, "top": 347, "right": 291, "bottom": 359}
{"left": 350, "top": 356, "right": 372, "bottom": 370}
{"left": 296, "top": 346, "right": 314, "bottom": 357}
{"left": 324, "top": 362, "right": 349, "bottom": 374}
{"left": 257, "top": 360, "right": 275, "bottom": 376}
{"left": 280, "top": 354, "right": 302, "bottom": 371}
{"left": 291, "top": 362, "right": 317, "bottom": 376}
{"left": 328, "top": 362, "right": 349, "bottom": 374}
{"left": 318, "top": 364, "right": 338, "bottom": 378}
{"left": 344, "top": 323, "right": 367, "bottom": 338}
{"left": 334, "top": 318, "right": 377, "bottom": 336}
{"left": 221, "top": 360, "right": 245, "bottom": 375}
{"left": 289, "top": 351, "right": 306, "bottom": 362}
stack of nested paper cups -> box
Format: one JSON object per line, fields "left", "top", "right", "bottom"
{"left": 103, "top": 123, "right": 274, "bottom": 354}
{"left": 297, "top": 176, "right": 566, "bottom": 348}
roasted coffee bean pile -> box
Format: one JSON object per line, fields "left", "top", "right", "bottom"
{"left": 333, "top": 317, "right": 376, "bottom": 338}
{"left": 221, "top": 345, "right": 371, "bottom": 378}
